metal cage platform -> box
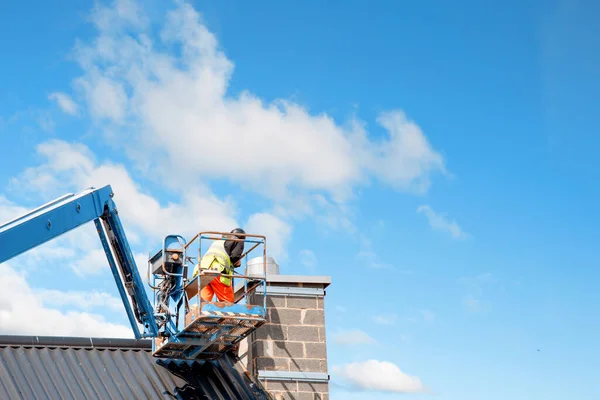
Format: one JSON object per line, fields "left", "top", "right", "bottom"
{"left": 152, "top": 300, "right": 266, "bottom": 360}
{"left": 150, "top": 231, "right": 269, "bottom": 361}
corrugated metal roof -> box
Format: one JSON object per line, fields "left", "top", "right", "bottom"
{"left": 0, "top": 335, "right": 272, "bottom": 400}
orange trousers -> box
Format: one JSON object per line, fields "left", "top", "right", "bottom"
{"left": 201, "top": 278, "right": 234, "bottom": 303}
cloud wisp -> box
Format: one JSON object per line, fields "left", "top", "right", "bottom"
{"left": 417, "top": 204, "right": 469, "bottom": 239}
{"left": 332, "top": 359, "right": 428, "bottom": 394}
{"left": 37, "top": 289, "right": 124, "bottom": 312}
{"left": 332, "top": 329, "right": 378, "bottom": 346}
{"left": 373, "top": 314, "right": 398, "bottom": 326}
{"left": 48, "top": 92, "right": 79, "bottom": 116}
{"left": 299, "top": 249, "right": 317, "bottom": 269}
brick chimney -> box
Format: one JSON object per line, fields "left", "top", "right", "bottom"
{"left": 237, "top": 257, "right": 331, "bottom": 400}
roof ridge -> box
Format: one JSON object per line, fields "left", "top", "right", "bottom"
{"left": 0, "top": 335, "right": 152, "bottom": 350}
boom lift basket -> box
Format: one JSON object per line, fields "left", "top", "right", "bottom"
{"left": 149, "top": 231, "right": 268, "bottom": 360}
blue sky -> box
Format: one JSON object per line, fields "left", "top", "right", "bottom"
{"left": 1, "top": 0, "right": 600, "bottom": 399}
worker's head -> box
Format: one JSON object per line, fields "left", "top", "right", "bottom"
{"left": 230, "top": 227, "right": 246, "bottom": 238}
{"left": 223, "top": 228, "right": 245, "bottom": 260}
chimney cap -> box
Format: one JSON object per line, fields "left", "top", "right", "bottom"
{"left": 247, "top": 256, "right": 280, "bottom": 276}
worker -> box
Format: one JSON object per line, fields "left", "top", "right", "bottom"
{"left": 192, "top": 228, "right": 246, "bottom": 303}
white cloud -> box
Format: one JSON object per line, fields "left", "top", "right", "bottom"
{"left": 299, "top": 249, "right": 317, "bottom": 269}
{"left": 354, "top": 233, "right": 410, "bottom": 272}
{"left": 360, "top": 110, "right": 448, "bottom": 193}
{"left": 0, "top": 193, "right": 102, "bottom": 274}
{"left": 1, "top": 138, "right": 239, "bottom": 285}
{"left": 37, "top": 112, "right": 55, "bottom": 133}
{"left": 309, "top": 194, "right": 358, "bottom": 233}
{"left": 417, "top": 204, "right": 469, "bottom": 239}
{"left": 91, "top": 0, "right": 148, "bottom": 32}
{"left": 0, "top": 0, "right": 454, "bottom": 339}
{"left": 38, "top": 289, "right": 124, "bottom": 312}
{"left": 0, "top": 263, "right": 132, "bottom": 338}
{"left": 68, "top": 0, "right": 447, "bottom": 206}
{"left": 373, "top": 314, "right": 397, "bottom": 326}
{"left": 10, "top": 139, "right": 238, "bottom": 242}
{"left": 0, "top": 196, "right": 28, "bottom": 226}
{"left": 332, "top": 360, "right": 427, "bottom": 394}
{"left": 245, "top": 212, "right": 291, "bottom": 261}
{"left": 356, "top": 251, "right": 393, "bottom": 269}
{"left": 332, "top": 329, "right": 377, "bottom": 346}
{"left": 48, "top": 92, "right": 79, "bottom": 115}
{"left": 71, "top": 247, "right": 112, "bottom": 276}
{"left": 0, "top": 138, "right": 246, "bottom": 336}
{"left": 16, "top": 226, "right": 101, "bottom": 276}
{"left": 76, "top": 75, "right": 127, "bottom": 122}
{"left": 3, "top": 0, "right": 450, "bottom": 291}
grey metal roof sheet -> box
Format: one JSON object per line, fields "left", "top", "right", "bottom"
{"left": 0, "top": 335, "right": 271, "bottom": 400}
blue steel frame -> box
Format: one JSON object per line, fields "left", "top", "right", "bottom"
{"left": 147, "top": 235, "right": 188, "bottom": 338}
{"left": 0, "top": 185, "right": 158, "bottom": 339}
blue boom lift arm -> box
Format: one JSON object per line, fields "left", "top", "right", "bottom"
{"left": 0, "top": 185, "right": 158, "bottom": 339}
{"left": 0, "top": 185, "right": 268, "bottom": 360}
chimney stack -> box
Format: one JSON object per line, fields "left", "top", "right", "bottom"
{"left": 237, "top": 257, "right": 331, "bottom": 400}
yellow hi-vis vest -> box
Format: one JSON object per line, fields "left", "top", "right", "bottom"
{"left": 192, "top": 240, "right": 233, "bottom": 286}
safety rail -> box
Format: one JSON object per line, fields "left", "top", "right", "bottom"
{"left": 183, "top": 231, "right": 268, "bottom": 312}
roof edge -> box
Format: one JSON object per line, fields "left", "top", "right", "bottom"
{"left": 0, "top": 335, "right": 152, "bottom": 350}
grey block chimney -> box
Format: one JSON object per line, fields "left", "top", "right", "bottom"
{"left": 236, "top": 257, "right": 331, "bottom": 400}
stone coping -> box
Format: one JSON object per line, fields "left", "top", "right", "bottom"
{"left": 234, "top": 274, "right": 331, "bottom": 294}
